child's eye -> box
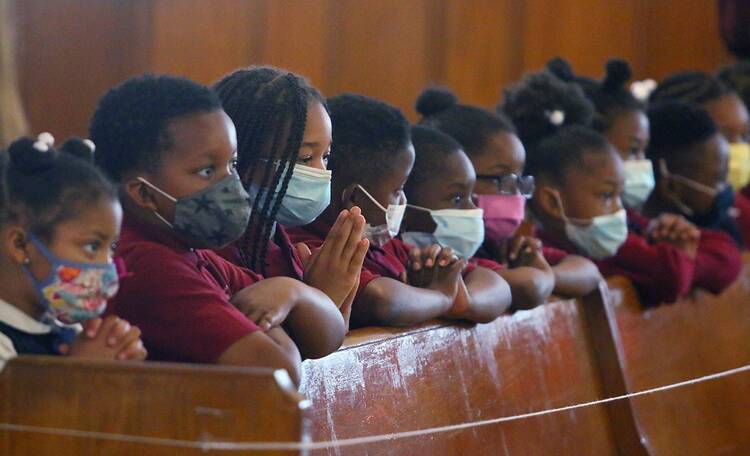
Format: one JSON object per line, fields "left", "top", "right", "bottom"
{"left": 297, "top": 155, "right": 313, "bottom": 164}
{"left": 197, "top": 166, "right": 215, "bottom": 178}
{"left": 601, "top": 192, "right": 614, "bottom": 200}
{"left": 322, "top": 151, "right": 332, "bottom": 164}
{"left": 452, "top": 195, "right": 463, "bottom": 206}
{"left": 230, "top": 159, "right": 238, "bottom": 170}
{"left": 83, "top": 241, "right": 102, "bottom": 255}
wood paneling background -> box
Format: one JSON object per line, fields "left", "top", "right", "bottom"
{"left": 12, "top": 0, "right": 731, "bottom": 139}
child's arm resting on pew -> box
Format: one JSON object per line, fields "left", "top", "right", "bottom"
{"left": 551, "top": 255, "right": 603, "bottom": 297}
{"left": 217, "top": 327, "right": 302, "bottom": 386}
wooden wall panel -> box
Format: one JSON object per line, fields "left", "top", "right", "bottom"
{"left": 11, "top": 0, "right": 735, "bottom": 138}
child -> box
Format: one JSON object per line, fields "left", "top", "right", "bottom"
{"left": 416, "top": 87, "right": 601, "bottom": 302}
{"left": 642, "top": 100, "right": 743, "bottom": 246}
{"left": 0, "top": 135, "right": 146, "bottom": 370}
{"left": 90, "top": 75, "right": 345, "bottom": 384}
{"left": 214, "top": 66, "right": 368, "bottom": 327}
{"left": 527, "top": 125, "right": 740, "bottom": 306}
{"left": 571, "top": 59, "right": 654, "bottom": 210}
{"left": 289, "top": 94, "right": 511, "bottom": 326}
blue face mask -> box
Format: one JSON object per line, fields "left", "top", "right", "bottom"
{"left": 248, "top": 164, "right": 332, "bottom": 227}
{"left": 401, "top": 206, "right": 485, "bottom": 259}
{"left": 564, "top": 209, "right": 628, "bottom": 260}
{"left": 622, "top": 159, "right": 655, "bottom": 209}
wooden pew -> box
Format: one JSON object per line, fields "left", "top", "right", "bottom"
{"left": 605, "top": 255, "right": 750, "bottom": 455}
{"left": 301, "top": 292, "right": 643, "bottom": 455}
{"left": 0, "top": 356, "right": 308, "bottom": 455}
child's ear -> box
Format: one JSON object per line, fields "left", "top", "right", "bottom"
{"left": 124, "top": 178, "right": 159, "bottom": 212}
{"left": 340, "top": 183, "right": 359, "bottom": 210}
{"left": 535, "top": 186, "right": 565, "bottom": 221}
{"left": 2, "top": 226, "right": 31, "bottom": 266}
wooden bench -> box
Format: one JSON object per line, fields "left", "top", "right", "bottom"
{"left": 301, "top": 290, "right": 642, "bottom": 455}
{"left": 0, "top": 356, "right": 308, "bottom": 455}
{"left": 604, "top": 255, "right": 750, "bottom": 455}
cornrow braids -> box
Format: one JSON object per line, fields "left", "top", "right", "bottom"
{"left": 718, "top": 61, "right": 750, "bottom": 109}
{"left": 649, "top": 71, "right": 734, "bottom": 106}
{"left": 214, "top": 66, "right": 322, "bottom": 274}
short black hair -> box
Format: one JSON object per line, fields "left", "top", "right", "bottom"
{"left": 90, "top": 74, "right": 222, "bottom": 182}
{"left": 526, "top": 125, "right": 611, "bottom": 185}
{"left": 404, "top": 125, "right": 464, "bottom": 198}
{"left": 214, "top": 66, "right": 324, "bottom": 273}
{"left": 327, "top": 93, "right": 411, "bottom": 188}
{"left": 499, "top": 60, "right": 595, "bottom": 153}
{"left": 415, "top": 87, "right": 515, "bottom": 158}
{"left": 0, "top": 136, "right": 116, "bottom": 243}
{"left": 646, "top": 100, "right": 718, "bottom": 178}
{"left": 649, "top": 71, "right": 734, "bottom": 106}
{"left": 718, "top": 61, "right": 750, "bottom": 110}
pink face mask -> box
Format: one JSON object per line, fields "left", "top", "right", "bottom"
{"left": 475, "top": 194, "right": 526, "bottom": 243}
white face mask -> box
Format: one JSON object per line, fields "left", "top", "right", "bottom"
{"left": 622, "top": 159, "right": 655, "bottom": 209}
{"left": 401, "top": 205, "right": 485, "bottom": 259}
{"left": 356, "top": 185, "right": 406, "bottom": 247}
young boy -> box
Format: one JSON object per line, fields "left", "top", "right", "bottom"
{"left": 288, "top": 94, "right": 511, "bottom": 326}
{"left": 530, "top": 125, "right": 741, "bottom": 306}
{"left": 90, "top": 75, "right": 346, "bottom": 383}
{"left": 643, "top": 100, "right": 743, "bottom": 247}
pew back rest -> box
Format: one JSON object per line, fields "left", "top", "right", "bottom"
{"left": 0, "top": 356, "right": 307, "bottom": 455}
{"left": 606, "top": 263, "right": 750, "bottom": 455}
{"left": 301, "top": 297, "right": 624, "bottom": 456}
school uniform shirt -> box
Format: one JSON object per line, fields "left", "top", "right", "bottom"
{"left": 110, "top": 215, "right": 262, "bottom": 363}
{"left": 733, "top": 187, "right": 750, "bottom": 246}
{"left": 287, "top": 219, "right": 477, "bottom": 301}
{"left": 217, "top": 223, "right": 305, "bottom": 280}
{"left": 0, "top": 300, "right": 77, "bottom": 371}
{"left": 536, "top": 210, "right": 741, "bottom": 306}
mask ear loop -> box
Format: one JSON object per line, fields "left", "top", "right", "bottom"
{"left": 355, "top": 185, "right": 387, "bottom": 213}
{"left": 137, "top": 177, "right": 177, "bottom": 228}
{"left": 658, "top": 159, "right": 698, "bottom": 216}
{"left": 550, "top": 190, "right": 591, "bottom": 227}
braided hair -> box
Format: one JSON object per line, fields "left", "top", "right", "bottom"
{"left": 718, "top": 61, "right": 750, "bottom": 110}
{"left": 0, "top": 135, "right": 116, "bottom": 243}
{"left": 214, "top": 66, "right": 325, "bottom": 274}
{"left": 649, "top": 71, "right": 734, "bottom": 105}
{"left": 415, "top": 87, "right": 516, "bottom": 158}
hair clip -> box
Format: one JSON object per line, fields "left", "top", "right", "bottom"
{"left": 545, "top": 109, "right": 565, "bottom": 126}
{"left": 82, "top": 139, "right": 96, "bottom": 152}
{"left": 630, "top": 79, "right": 657, "bottom": 102}
{"left": 32, "top": 141, "right": 50, "bottom": 152}
{"left": 37, "top": 132, "right": 55, "bottom": 147}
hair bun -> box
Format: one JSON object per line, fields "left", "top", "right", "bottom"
{"left": 6, "top": 136, "right": 58, "bottom": 174}
{"left": 546, "top": 58, "right": 576, "bottom": 82}
{"left": 416, "top": 87, "right": 458, "bottom": 117}
{"left": 602, "top": 59, "right": 632, "bottom": 92}
{"left": 60, "top": 137, "right": 96, "bottom": 163}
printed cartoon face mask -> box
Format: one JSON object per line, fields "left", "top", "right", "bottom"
{"left": 24, "top": 234, "right": 118, "bottom": 324}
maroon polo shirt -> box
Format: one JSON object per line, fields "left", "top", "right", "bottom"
{"left": 110, "top": 214, "right": 261, "bottom": 363}
{"left": 218, "top": 224, "right": 305, "bottom": 280}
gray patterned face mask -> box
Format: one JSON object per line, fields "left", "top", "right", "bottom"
{"left": 138, "top": 171, "right": 252, "bottom": 249}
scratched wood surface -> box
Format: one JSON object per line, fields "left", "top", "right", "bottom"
{"left": 605, "top": 255, "right": 750, "bottom": 456}
{"left": 0, "top": 356, "right": 306, "bottom": 455}
{"left": 300, "top": 298, "right": 622, "bottom": 455}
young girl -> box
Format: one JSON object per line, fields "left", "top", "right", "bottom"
{"left": 213, "top": 66, "right": 368, "bottom": 327}
{"left": 289, "top": 94, "right": 511, "bottom": 326}
{"left": 90, "top": 75, "right": 345, "bottom": 384}
{"left": 527, "top": 125, "right": 740, "bottom": 306}
{"left": 416, "top": 87, "right": 601, "bottom": 302}
{"left": 0, "top": 134, "right": 146, "bottom": 369}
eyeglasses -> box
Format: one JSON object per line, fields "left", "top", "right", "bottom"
{"left": 475, "top": 173, "right": 535, "bottom": 197}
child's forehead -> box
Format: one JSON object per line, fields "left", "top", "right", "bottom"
{"left": 564, "top": 148, "right": 621, "bottom": 183}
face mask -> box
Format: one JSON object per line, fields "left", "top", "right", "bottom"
{"left": 138, "top": 171, "right": 251, "bottom": 249}
{"left": 401, "top": 206, "right": 485, "bottom": 259}
{"left": 687, "top": 184, "right": 736, "bottom": 228}
{"left": 355, "top": 185, "right": 406, "bottom": 248}
{"left": 622, "top": 159, "right": 655, "bottom": 209}
{"left": 564, "top": 208, "right": 628, "bottom": 260}
{"left": 248, "top": 164, "right": 331, "bottom": 227}
{"left": 476, "top": 194, "right": 525, "bottom": 244}
{"left": 659, "top": 159, "right": 724, "bottom": 217}
{"left": 728, "top": 142, "right": 750, "bottom": 190}
{"left": 23, "top": 234, "right": 118, "bottom": 324}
